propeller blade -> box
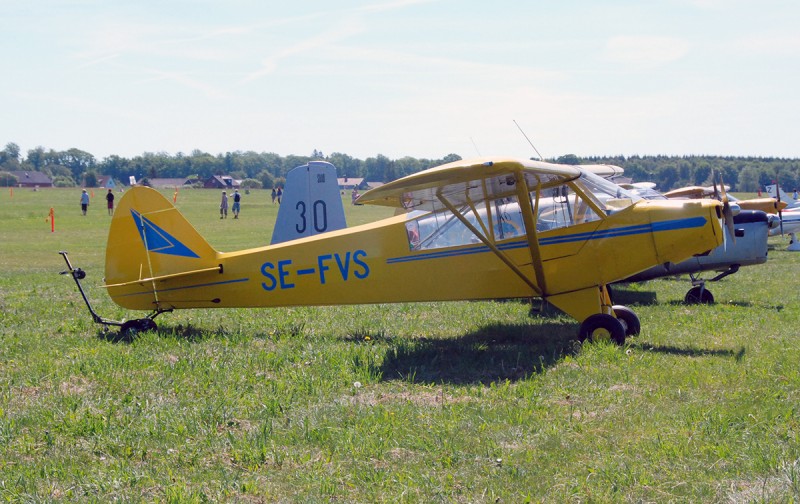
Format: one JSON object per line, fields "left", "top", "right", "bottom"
{"left": 716, "top": 171, "right": 735, "bottom": 243}
{"left": 776, "top": 177, "right": 784, "bottom": 235}
{"left": 723, "top": 201, "right": 735, "bottom": 241}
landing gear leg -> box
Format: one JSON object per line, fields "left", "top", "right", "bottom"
{"left": 684, "top": 265, "right": 739, "bottom": 304}
{"left": 685, "top": 281, "right": 715, "bottom": 305}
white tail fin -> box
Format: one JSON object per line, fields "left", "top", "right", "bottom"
{"left": 765, "top": 184, "right": 790, "bottom": 202}
{"left": 270, "top": 161, "right": 347, "bottom": 244}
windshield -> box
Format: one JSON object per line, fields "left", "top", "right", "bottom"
{"left": 626, "top": 185, "right": 667, "bottom": 200}
{"left": 573, "top": 171, "right": 642, "bottom": 210}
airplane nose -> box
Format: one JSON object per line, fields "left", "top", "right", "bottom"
{"left": 650, "top": 200, "right": 724, "bottom": 264}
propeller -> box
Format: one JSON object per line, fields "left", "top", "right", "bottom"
{"left": 775, "top": 175, "right": 785, "bottom": 235}
{"left": 714, "top": 171, "right": 736, "bottom": 243}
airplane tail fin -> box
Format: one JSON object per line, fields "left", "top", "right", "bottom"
{"left": 105, "top": 186, "right": 220, "bottom": 310}
{"left": 270, "top": 161, "right": 347, "bottom": 244}
{"left": 765, "top": 184, "right": 790, "bottom": 202}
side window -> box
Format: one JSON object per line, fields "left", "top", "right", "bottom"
{"left": 406, "top": 220, "right": 421, "bottom": 250}
{"left": 406, "top": 199, "right": 527, "bottom": 251}
{"left": 409, "top": 210, "right": 478, "bottom": 250}
{"left": 492, "top": 199, "right": 525, "bottom": 240}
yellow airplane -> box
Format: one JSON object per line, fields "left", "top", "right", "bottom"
{"left": 61, "top": 157, "right": 725, "bottom": 344}
{"left": 664, "top": 185, "right": 787, "bottom": 214}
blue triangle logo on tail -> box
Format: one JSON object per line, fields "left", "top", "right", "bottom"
{"left": 131, "top": 210, "right": 200, "bottom": 258}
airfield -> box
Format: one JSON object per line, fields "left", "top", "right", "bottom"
{"left": 1, "top": 186, "right": 799, "bottom": 501}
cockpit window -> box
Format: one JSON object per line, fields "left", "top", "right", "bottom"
{"left": 403, "top": 170, "right": 641, "bottom": 250}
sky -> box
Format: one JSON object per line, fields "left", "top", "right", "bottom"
{"left": 2, "top": 0, "right": 799, "bottom": 162}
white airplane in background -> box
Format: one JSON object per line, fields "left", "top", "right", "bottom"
{"left": 764, "top": 184, "right": 800, "bottom": 250}
{"left": 768, "top": 207, "right": 800, "bottom": 251}
{"left": 765, "top": 184, "right": 800, "bottom": 211}
{"left": 615, "top": 181, "right": 773, "bottom": 303}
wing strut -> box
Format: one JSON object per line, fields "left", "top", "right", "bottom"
{"left": 513, "top": 171, "right": 548, "bottom": 295}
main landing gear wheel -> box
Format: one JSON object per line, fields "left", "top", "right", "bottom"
{"left": 579, "top": 314, "right": 626, "bottom": 345}
{"left": 120, "top": 318, "right": 157, "bottom": 336}
{"left": 612, "top": 305, "right": 640, "bottom": 337}
{"left": 685, "top": 286, "right": 714, "bottom": 305}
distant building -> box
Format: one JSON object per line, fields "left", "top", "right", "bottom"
{"left": 337, "top": 177, "right": 367, "bottom": 190}
{"left": 10, "top": 171, "right": 52, "bottom": 188}
{"left": 148, "top": 178, "right": 196, "bottom": 188}
{"left": 96, "top": 175, "right": 118, "bottom": 189}
{"left": 204, "top": 175, "right": 240, "bottom": 189}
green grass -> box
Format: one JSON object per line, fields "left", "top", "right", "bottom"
{"left": 1, "top": 187, "right": 799, "bottom": 502}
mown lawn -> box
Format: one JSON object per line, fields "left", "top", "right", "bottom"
{"left": 1, "top": 187, "right": 799, "bottom": 502}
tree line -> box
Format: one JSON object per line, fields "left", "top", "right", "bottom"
{"left": 557, "top": 154, "right": 800, "bottom": 193}
{"left": 1, "top": 142, "right": 799, "bottom": 193}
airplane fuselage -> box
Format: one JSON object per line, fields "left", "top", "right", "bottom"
{"left": 105, "top": 187, "right": 722, "bottom": 323}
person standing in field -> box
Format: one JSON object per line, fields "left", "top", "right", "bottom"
{"left": 271, "top": 187, "right": 277, "bottom": 204}
{"left": 220, "top": 191, "right": 228, "bottom": 219}
{"left": 106, "top": 189, "right": 115, "bottom": 215}
{"left": 80, "top": 189, "right": 90, "bottom": 215}
{"left": 232, "top": 189, "right": 241, "bottom": 218}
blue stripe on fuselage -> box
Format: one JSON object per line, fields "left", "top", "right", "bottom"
{"left": 386, "top": 216, "right": 707, "bottom": 264}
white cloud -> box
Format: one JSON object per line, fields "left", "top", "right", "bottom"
{"left": 357, "top": 0, "right": 440, "bottom": 13}
{"left": 733, "top": 34, "right": 800, "bottom": 56}
{"left": 242, "top": 17, "right": 366, "bottom": 82}
{"left": 603, "top": 36, "right": 690, "bottom": 68}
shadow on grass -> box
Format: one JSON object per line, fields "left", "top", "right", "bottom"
{"left": 376, "top": 322, "right": 580, "bottom": 385}
{"left": 96, "top": 323, "right": 214, "bottom": 344}
{"left": 722, "top": 300, "right": 784, "bottom": 310}
{"left": 608, "top": 285, "right": 660, "bottom": 306}
{"left": 97, "top": 322, "right": 278, "bottom": 344}
{"left": 97, "top": 329, "right": 135, "bottom": 344}
{"left": 661, "top": 299, "right": 785, "bottom": 311}
{"left": 630, "top": 341, "right": 746, "bottom": 361}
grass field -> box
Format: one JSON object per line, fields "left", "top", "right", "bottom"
{"left": 1, "top": 186, "right": 799, "bottom": 502}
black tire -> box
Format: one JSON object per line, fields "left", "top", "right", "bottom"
{"left": 612, "top": 305, "right": 640, "bottom": 336}
{"left": 685, "top": 286, "right": 714, "bottom": 305}
{"left": 120, "top": 318, "right": 157, "bottom": 337}
{"left": 579, "top": 314, "right": 626, "bottom": 345}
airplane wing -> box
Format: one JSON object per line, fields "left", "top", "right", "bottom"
{"left": 356, "top": 157, "right": 580, "bottom": 211}
{"left": 579, "top": 164, "right": 625, "bottom": 178}
{"left": 663, "top": 186, "right": 710, "bottom": 199}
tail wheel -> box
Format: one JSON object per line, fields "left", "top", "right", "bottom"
{"left": 579, "top": 314, "right": 626, "bottom": 345}
{"left": 120, "top": 318, "right": 157, "bottom": 337}
{"left": 685, "top": 286, "right": 714, "bottom": 304}
{"left": 612, "top": 305, "right": 640, "bottom": 336}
